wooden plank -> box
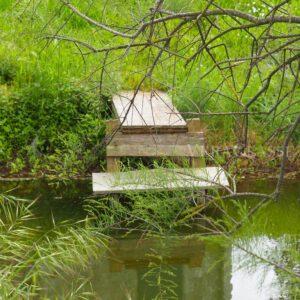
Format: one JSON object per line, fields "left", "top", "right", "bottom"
{"left": 112, "top": 91, "right": 187, "bottom": 133}
{"left": 107, "top": 145, "right": 204, "bottom": 157}
{"left": 121, "top": 126, "right": 187, "bottom": 134}
{"left": 107, "top": 132, "right": 204, "bottom": 157}
{"left": 109, "top": 132, "right": 204, "bottom": 145}
{"left": 92, "top": 167, "right": 229, "bottom": 194}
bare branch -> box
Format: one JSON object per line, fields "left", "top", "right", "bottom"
{"left": 274, "top": 114, "right": 300, "bottom": 199}
{"left": 61, "top": 1, "right": 300, "bottom": 42}
{"left": 246, "top": 53, "right": 300, "bottom": 108}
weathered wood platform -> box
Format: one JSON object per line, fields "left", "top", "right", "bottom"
{"left": 112, "top": 91, "right": 187, "bottom": 133}
{"left": 92, "top": 167, "right": 228, "bottom": 194}
{"left": 106, "top": 91, "right": 206, "bottom": 172}
{"left": 94, "top": 90, "right": 229, "bottom": 194}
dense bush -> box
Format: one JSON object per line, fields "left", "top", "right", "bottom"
{"left": 0, "top": 71, "right": 106, "bottom": 174}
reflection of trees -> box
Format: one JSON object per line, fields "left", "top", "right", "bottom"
{"left": 232, "top": 236, "right": 300, "bottom": 300}
{"left": 274, "top": 236, "right": 300, "bottom": 299}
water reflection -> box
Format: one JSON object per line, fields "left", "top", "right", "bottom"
{"left": 231, "top": 237, "right": 280, "bottom": 300}
{"left": 1, "top": 179, "right": 298, "bottom": 299}
{"left": 45, "top": 236, "right": 232, "bottom": 299}
{"left": 102, "top": 237, "right": 230, "bottom": 299}
{"left": 44, "top": 235, "right": 289, "bottom": 300}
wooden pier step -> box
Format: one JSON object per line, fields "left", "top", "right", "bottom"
{"left": 92, "top": 167, "right": 228, "bottom": 194}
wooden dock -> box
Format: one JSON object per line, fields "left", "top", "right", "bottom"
{"left": 93, "top": 90, "right": 229, "bottom": 193}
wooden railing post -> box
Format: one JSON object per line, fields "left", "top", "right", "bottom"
{"left": 105, "top": 119, "right": 121, "bottom": 172}
{"left": 187, "top": 118, "right": 206, "bottom": 168}
{"left": 107, "top": 157, "right": 121, "bottom": 172}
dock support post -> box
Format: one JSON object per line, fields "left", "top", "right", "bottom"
{"left": 187, "top": 118, "right": 206, "bottom": 168}
{"left": 186, "top": 118, "right": 205, "bottom": 133}
{"left": 105, "top": 119, "right": 121, "bottom": 172}
{"left": 191, "top": 156, "right": 206, "bottom": 168}
{"left": 105, "top": 119, "right": 120, "bottom": 134}
{"left": 107, "top": 157, "right": 121, "bottom": 172}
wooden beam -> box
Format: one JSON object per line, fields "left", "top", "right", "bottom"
{"left": 121, "top": 126, "right": 187, "bottom": 134}
{"left": 107, "top": 132, "right": 204, "bottom": 157}
{"left": 186, "top": 118, "right": 206, "bottom": 168}
{"left": 105, "top": 119, "right": 120, "bottom": 134}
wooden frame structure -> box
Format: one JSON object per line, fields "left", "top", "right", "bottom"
{"left": 92, "top": 91, "right": 228, "bottom": 193}
{"left": 106, "top": 91, "right": 205, "bottom": 172}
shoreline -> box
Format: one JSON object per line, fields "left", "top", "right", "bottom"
{"left": 0, "top": 168, "right": 299, "bottom": 182}
{"left": 1, "top": 145, "right": 299, "bottom": 181}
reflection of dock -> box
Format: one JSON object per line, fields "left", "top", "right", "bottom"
{"left": 90, "top": 236, "right": 232, "bottom": 300}
{"left": 108, "top": 237, "right": 205, "bottom": 272}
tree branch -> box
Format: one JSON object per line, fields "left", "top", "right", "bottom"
{"left": 273, "top": 114, "right": 300, "bottom": 199}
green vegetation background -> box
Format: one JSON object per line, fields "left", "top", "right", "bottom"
{"left": 0, "top": 0, "right": 299, "bottom": 176}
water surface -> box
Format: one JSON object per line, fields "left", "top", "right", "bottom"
{"left": 0, "top": 178, "right": 299, "bottom": 299}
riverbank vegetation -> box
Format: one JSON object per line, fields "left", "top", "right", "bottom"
{"left": 0, "top": 0, "right": 299, "bottom": 178}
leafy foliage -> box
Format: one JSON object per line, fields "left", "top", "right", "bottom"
{"left": 0, "top": 193, "right": 108, "bottom": 298}
{"left": 0, "top": 1, "right": 299, "bottom": 176}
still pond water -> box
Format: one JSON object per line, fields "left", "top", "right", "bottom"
{"left": 0, "top": 179, "right": 299, "bottom": 299}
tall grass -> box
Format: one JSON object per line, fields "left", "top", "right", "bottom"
{"left": 0, "top": 193, "right": 108, "bottom": 298}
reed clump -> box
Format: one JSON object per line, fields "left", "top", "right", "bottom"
{"left": 0, "top": 194, "right": 108, "bottom": 298}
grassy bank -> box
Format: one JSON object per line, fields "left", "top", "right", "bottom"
{"left": 0, "top": 0, "right": 299, "bottom": 177}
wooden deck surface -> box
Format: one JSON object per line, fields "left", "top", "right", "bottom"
{"left": 107, "top": 132, "right": 204, "bottom": 157}
{"left": 112, "top": 91, "right": 187, "bottom": 133}
{"left": 92, "top": 167, "right": 228, "bottom": 194}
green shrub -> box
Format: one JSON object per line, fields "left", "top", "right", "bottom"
{"left": 0, "top": 77, "right": 106, "bottom": 174}
{"left": 0, "top": 60, "right": 16, "bottom": 85}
